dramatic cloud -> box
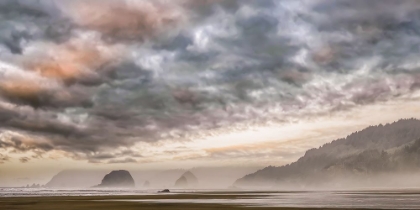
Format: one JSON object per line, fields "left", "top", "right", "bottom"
{"left": 1, "top": 0, "right": 420, "bottom": 164}
{"left": 61, "top": 0, "right": 185, "bottom": 42}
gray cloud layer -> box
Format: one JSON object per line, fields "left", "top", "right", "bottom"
{"left": 1, "top": 0, "right": 420, "bottom": 163}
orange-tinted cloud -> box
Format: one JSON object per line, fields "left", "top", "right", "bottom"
{"left": 25, "top": 41, "right": 111, "bottom": 85}
{"left": 0, "top": 32, "right": 121, "bottom": 108}
{"left": 66, "top": 0, "right": 184, "bottom": 41}
{"left": 0, "top": 132, "right": 53, "bottom": 154}
{"left": 0, "top": 80, "right": 44, "bottom": 107}
{"left": 0, "top": 75, "right": 92, "bottom": 108}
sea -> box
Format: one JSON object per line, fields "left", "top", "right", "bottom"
{"left": 2, "top": 188, "right": 420, "bottom": 209}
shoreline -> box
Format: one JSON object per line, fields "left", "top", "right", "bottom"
{"left": 0, "top": 192, "right": 412, "bottom": 210}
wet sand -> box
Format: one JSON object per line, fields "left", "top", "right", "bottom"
{"left": 0, "top": 193, "right": 386, "bottom": 210}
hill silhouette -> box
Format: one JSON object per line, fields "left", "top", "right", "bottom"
{"left": 235, "top": 119, "right": 420, "bottom": 189}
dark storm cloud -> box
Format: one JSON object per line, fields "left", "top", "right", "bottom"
{"left": 1, "top": 0, "right": 420, "bottom": 163}
{"left": 0, "top": 81, "right": 93, "bottom": 109}
{"left": 0, "top": 0, "right": 71, "bottom": 54}
{"left": 0, "top": 0, "right": 107, "bottom": 110}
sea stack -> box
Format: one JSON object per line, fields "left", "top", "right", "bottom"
{"left": 94, "top": 170, "right": 135, "bottom": 188}
{"left": 174, "top": 171, "right": 198, "bottom": 188}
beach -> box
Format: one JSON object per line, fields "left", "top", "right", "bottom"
{"left": 2, "top": 190, "right": 420, "bottom": 210}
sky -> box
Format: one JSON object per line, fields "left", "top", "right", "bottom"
{"left": 2, "top": 0, "right": 420, "bottom": 185}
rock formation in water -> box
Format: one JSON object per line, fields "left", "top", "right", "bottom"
{"left": 94, "top": 170, "right": 135, "bottom": 188}
{"left": 175, "top": 176, "right": 188, "bottom": 188}
{"left": 25, "top": 183, "right": 42, "bottom": 188}
{"left": 175, "top": 171, "right": 198, "bottom": 188}
{"left": 44, "top": 167, "right": 255, "bottom": 189}
{"left": 45, "top": 170, "right": 108, "bottom": 188}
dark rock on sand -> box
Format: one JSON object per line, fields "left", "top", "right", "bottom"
{"left": 158, "top": 189, "right": 170, "bottom": 193}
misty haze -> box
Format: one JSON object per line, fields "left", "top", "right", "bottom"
{"left": 2, "top": 0, "right": 420, "bottom": 210}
